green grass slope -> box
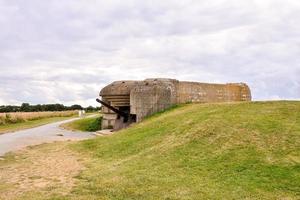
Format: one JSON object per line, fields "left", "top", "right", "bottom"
{"left": 71, "top": 101, "right": 300, "bottom": 199}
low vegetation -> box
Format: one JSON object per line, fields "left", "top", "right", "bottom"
{"left": 60, "top": 115, "right": 102, "bottom": 132}
{"left": 0, "top": 111, "right": 77, "bottom": 125}
{"left": 0, "top": 101, "right": 299, "bottom": 199}
{"left": 0, "top": 111, "right": 77, "bottom": 134}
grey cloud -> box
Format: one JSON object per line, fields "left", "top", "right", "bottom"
{"left": 0, "top": 0, "right": 299, "bottom": 106}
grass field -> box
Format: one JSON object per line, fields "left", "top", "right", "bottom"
{"left": 0, "top": 111, "right": 77, "bottom": 134}
{"left": 0, "top": 101, "right": 299, "bottom": 199}
{"left": 60, "top": 115, "right": 102, "bottom": 132}
{"left": 0, "top": 111, "right": 77, "bottom": 124}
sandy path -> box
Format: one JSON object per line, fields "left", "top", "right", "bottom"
{"left": 0, "top": 117, "right": 95, "bottom": 156}
{"left": 0, "top": 142, "right": 87, "bottom": 200}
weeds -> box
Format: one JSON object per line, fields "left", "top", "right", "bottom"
{"left": 0, "top": 111, "right": 77, "bottom": 125}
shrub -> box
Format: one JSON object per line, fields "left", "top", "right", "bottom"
{"left": 86, "top": 117, "right": 102, "bottom": 132}
{"left": 5, "top": 113, "right": 13, "bottom": 124}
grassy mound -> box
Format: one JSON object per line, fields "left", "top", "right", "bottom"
{"left": 61, "top": 115, "right": 102, "bottom": 132}
{"left": 69, "top": 101, "right": 300, "bottom": 199}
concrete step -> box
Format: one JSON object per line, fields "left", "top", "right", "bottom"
{"left": 93, "top": 129, "right": 114, "bottom": 136}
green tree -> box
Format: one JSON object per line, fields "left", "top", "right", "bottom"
{"left": 20, "top": 103, "right": 31, "bottom": 112}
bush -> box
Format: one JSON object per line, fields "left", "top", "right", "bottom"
{"left": 5, "top": 113, "right": 12, "bottom": 124}
{"left": 4, "top": 113, "right": 24, "bottom": 124}
{"left": 86, "top": 117, "right": 102, "bottom": 132}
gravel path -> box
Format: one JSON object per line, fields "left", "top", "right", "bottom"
{"left": 0, "top": 117, "right": 95, "bottom": 156}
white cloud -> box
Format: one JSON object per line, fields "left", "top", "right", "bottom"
{"left": 0, "top": 0, "right": 299, "bottom": 106}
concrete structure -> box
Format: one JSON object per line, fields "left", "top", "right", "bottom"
{"left": 99, "top": 78, "right": 251, "bottom": 130}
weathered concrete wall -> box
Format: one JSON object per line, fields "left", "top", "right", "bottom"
{"left": 101, "top": 102, "right": 117, "bottom": 129}
{"left": 177, "top": 82, "right": 251, "bottom": 103}
{"left": 130, "top": 83, "right": 172, "bottom": 122}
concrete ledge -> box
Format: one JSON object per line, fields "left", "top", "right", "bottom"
{"left": 93, "top": 129, "right": 114, "bottom": 136}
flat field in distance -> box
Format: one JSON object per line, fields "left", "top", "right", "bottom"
{"left": 0, "top": 111, "right": 77, "bottom": 134}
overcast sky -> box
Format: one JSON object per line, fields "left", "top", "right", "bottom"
{"left": 0, "top": 0, "right": 299, "bottom": 106}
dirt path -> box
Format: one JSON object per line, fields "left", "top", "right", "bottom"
{"left": 0, "top": 117, "right": 95, "bottom": 156}
{"left": 0, "top": 142, "right": 86, "bottom": 200}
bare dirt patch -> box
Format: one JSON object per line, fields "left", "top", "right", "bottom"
{"left": 0, "top": 141, "right": 84, "bottom": 200}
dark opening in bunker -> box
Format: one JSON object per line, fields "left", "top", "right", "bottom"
{"left": 116, "top": 106, "right": 136, "bottom": 123}
{"left": 130, "top": 114, "right": 137, "bottom": 122}
{"left": 118, "top": 106, "right": 130, "bottom": 122}
{"left": 119, "top": 106, "right": 130, "bottom": 115}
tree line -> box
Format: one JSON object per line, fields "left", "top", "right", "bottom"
{"left": 0, "top": 103, "right": 100, "bottom": 113}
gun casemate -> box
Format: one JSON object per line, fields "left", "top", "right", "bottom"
{"left": 98, "top": 78, "right": 251, "bottom": 131}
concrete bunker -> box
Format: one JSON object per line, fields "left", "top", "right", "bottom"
{"left": 98, "top": 78, "right": 251, "bottom": 130}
